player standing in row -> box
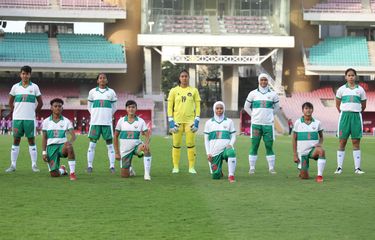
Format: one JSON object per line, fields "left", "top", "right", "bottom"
{"left": 167, "top": 69, "right": 201, "bottom": 174}
{"left": 87, "top": 73, "right": 118, "bottom": 173}
{"left": 42, "top": 98, "right": 77, "bottom": 180}
{"left": 244, "top": 73, "right": 279, "bottom": 174}
{"left": 204, "top": 101, "right": 237, "bottom": 183}
{"left": 292, "top": 102, "right": 326, "bottom": 182}
{"left": 114, "top": 100, "right": 152, "bottom": 180}
{"left": 335, "top": 68, "right": 367, "bottom": 175}
{"left": 6, "top": 66, "right": 43, "bottom": 173}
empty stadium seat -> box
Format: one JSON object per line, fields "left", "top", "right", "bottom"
{"left": 309, "top": 37, "right": 370, "bottom": 66}
{"left": 57, "top": 34, "right": 125, "bottom": 63}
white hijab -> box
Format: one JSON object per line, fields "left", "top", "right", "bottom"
{"left": 258, "top": 73, "right": 270, "bottom": 94}
{"left": 213, "top": 101, "right": 225, "bottom": 122}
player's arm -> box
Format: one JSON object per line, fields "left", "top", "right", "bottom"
{"left": 292, "top": 131, "right": 299, "bottom": 163}
{"left": 318, "top": 130, "right": 324, "bottom": 145}
{"left": 114, "top": 130, "right": 121, "bottom": 160}
{"left": 204, "top": 133, "right": 212, "bottom": 162}
{"left": 42, "top": 130, "right": 48, "bottom": 162}
{"left": 335, "top": 98, "right": 341, "bottom": 113}
{"left": 87, "top": 90, "right": 93, "bottom": 114}
{"left": 36, "top": 95, "right": 43, "bottom": 114}
{"left": 167, "top": 88, "right": 175, "bottom": 118}
{"left": 8, "top": 95, "right": 15, "bottom": 114}
{"left": 244, "top": 93, "right": 253, "bottom": 116}
{"left": 273, "top": 94, "right": 280, "bottom": 114}
{"left": 111, "top": 91, "right": 118, "bottom": 115}
{"left": 142, "top": 129, "right": 151, "bottom": 152}
{"left": 361, "top": 100, "right": 366, "bottom": 113}
{"left": 66, "top": 129, "right": 76, "bottom": 143}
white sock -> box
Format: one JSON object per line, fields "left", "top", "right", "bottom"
{"left": 353, "top": 150, "right": 361, "bottom": 169}
{"left": 208, "top": 161, "right": 213, "bottom": 174}
{"left": 317, "top": 158, "right": 326, "bottom": 176}
{"left": 106, "top": 144, "right": 115, "bottom": 168}
{"left": 337, "top": 150, "right": 345, "bottom": 168}
{"left": 87, "top": 142, "right": 96, "bottom": 168}
{"left": 249, "top": 155, "right": 257, "bottom": 170}
{"left": 143, "top": 156, "right": 152, "bottom": 175}
{"left": 29, "top": 145, "right": 37, "bottom": 167}
{"left": 68, "top": 160, "right": 76, "bottom": 174}
{"left": 228, "top": 157, "right": 236, "bottom": 176}
{"left": 11, "top": 145, "right": 20, "bottom": 167}
{"left": 266, "top": 155, "right": 276, "bottom": 170}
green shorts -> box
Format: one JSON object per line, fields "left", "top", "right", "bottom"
{"left": 120, "top": 144, "right": 143, "bottom": 169}
{"left": 338, "top": 111, "right": 362, "bottom": 139}
{"left": 12, "top": 120, "right": 36, "bottom": 138}
{"left": 298, "top": 147, "right": 317, "bottom": 171}
{"left": 211, "top": 148, "right": 236, "bottom": 179}
{"left": 47, "top": 144, "right": 65, "bottom": 172}
{"left": 251, "top": 124, "right": 274, "bottom": 141}
{"left": 89, "top": 125, "right": 113, "bottom": 141}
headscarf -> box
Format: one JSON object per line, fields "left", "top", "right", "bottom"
{"left": 258, "top": 73, "right": 270, "bottom": 94}
{"left": 213, "top": 101, "right": 225, "bottom": 122}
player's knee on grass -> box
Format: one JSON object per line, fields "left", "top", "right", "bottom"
{"left": 121, "top": 168, "right": 130, "bottom": 178}
{"left": 50, "top": 170, "right": 60, "bottom": 177}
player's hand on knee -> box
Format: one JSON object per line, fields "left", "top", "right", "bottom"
{"left": 207, "top": 154, "right": 212, "bottom": 162}
{"left": 115, "top": 152, "right": 121, "bottom": 161}
{"left": 190, "top": 117, "right": 200, "bottom": 133}
{"left": 42, "top": 151, "right": 48, "bottom": 162}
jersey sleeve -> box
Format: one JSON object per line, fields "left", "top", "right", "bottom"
{"left": 140, "top": 118, "right": 148, "bottom": 132}
{"left": 204, "top": 120, "right": 210, "bottom": 134}
{"left": 111, "top": 90, "right": 118, "bottom": 102}
{"left": 318, "top": 120, "right": 323, "bottom": 132}
{"left": 292, "top": 120, "right": 299, "bottom": 132}
{"left": 167, "top": 88, "right": 175, "bottom": 117}
{"left": 194, "top": 88, "right": 201, "bottom": 117}
{"left": 34, "top": 84, "right": 42, "bottom": 97}
{"left": 360, "top": 87, "right": 367, "bottom": 101}
{"left": 9, "top": 85, "right": 16, "bottom": 96}
{"left": 229, "top": 119, "right": 236, "bottom": 133}
{"left": 115, "top": 118, "right": 122, "bottom": 132}
{"left": 336, "top": 87, "right": 343, "bottom": 99}
{"left": 67, "top": 119, "right": 73, "bottom": 130}
{"left": 42, "top": 120, "right": 48, "bottom": 131}
{"left": 246, "top": 92, "right": 254, "bottom": 105}
{"left": 87, "top": 89, "right": 93, "bottom": 102}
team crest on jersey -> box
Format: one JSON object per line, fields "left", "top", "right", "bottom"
{"left": 60, "top": 124, "right": 64, "bottom": 128}
{"left": 134, "top": 125, "right": 139, "bottom": 129}
{"left": 223, "top": 125, "right": 228, "bottom": 129}
{"left": 356, "top": 90, "right": 360, "bottom": 95}
{"left": 187, "top": 93, "right": 192, "bottom": 97}
{"left": 267, "top": 96, "right": 271, "bottom": 100}
{"left": 312, "top": 126, "right": 316, "bottom": 130}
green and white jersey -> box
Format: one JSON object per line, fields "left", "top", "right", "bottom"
{"left": 115, "top": 116, "right": 148, "bottom": 157}
{"left": 9, "top": 81, "right": 41, "bottom": 120}
{"left": 293, "top": 117, "right": 323, "bottom": 155}
{"left": 87, "top": 87, "right": 117, "bottom": 125}
{"left": 336, "top": 84, "right": 366, "bottom": 112}
{"left": 42, "top": 115, "right": 73, "bottom": 145}
{"left": 245, "top": 88, "right": 279, "bottom": 125}
{"left": 204, "top": 117, "right": 236, "bottom": 157}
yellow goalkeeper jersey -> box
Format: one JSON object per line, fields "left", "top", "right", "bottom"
{"left": 167, "top": 86, "right": 201, "bottom": 123}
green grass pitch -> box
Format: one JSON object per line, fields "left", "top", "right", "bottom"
{"left": 0, "top": 134, "right": 375, "bottom": 239}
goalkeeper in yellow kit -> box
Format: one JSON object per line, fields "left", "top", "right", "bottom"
{"left": 167, "top": 69, "right": 201, "bottom": 174}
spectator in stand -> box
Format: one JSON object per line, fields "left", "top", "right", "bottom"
{"left": 73, "top": 117, "right": 78, "bottom": 131}
{"left": 81, "top": 117, "right": 87, "bottom": 134}
{"left": 6, "top": 118, "right": 12, "bottom": 135}
{"left": 288, "top": 119, "right": 293, "bottom": 135}
{"left": 1, "top": 117, "right": 6, "bottom": 135}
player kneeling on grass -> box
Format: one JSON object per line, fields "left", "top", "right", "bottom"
{"left": 114, "top": 100, "right": 152, "bottom": 180}
{"left": 292, "top": 102, "right": 326, "bottom": 183}
{"left": 204, "top": 101, "right": 237, "bottom": 183}
{"left": 42, "top": 98, "right": 77, "bottom": 180}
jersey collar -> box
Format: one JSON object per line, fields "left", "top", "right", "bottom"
{"left": 19, "top": 81, "right": 32, "bottom": 87}
{"left": 345, "top": 83, "right": 358, "bottom": 89}
{"left": 257, "top": 87, "right": 271, "bottom": 94}
{"left": 300, "top": 116, "right": 314, "bottom": 124}
{"left": 49, "top": 115, "right": 64, "bottom": 122}
{"left": 96, "top": 86, "right": 109, "bottom": 92}
{"left": 211, "top": 117, "right": 227, "bottom": 124}
{"left": 124, "top": 115, "right": 138, "bottom": 123}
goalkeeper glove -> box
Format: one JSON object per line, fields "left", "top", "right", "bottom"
{"left": 168, "top": 117, "right": 179, "bottom": 133}
{"left": 190, "top": 117, "right": 200, "bottom": 133}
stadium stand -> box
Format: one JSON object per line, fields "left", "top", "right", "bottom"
{"left": 60, "top": 0, "right": 121, "bottom": 10}
{"left": 57, "top": 34, "right": 125, "bottom": 63}
{"left": 155, "top": 15, "right": 210, "bottom": 34}
{"left": 218, "top": 16, "right": 273, "bottom": 35}
{"left": 0, "top": 33, "right": 51, "bottom": 62}
{"left": 308, "top": 37, "right": 370, "bottom": 66}
{"left": 306, "top": 0, "right": 362, "bottom": 13}
{"left": 0, "top": 0, "right": 50, "bottom": 8}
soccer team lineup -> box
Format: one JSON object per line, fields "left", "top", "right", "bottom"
{"left": 3, "top": 65, "right": 367, "bottom": 183}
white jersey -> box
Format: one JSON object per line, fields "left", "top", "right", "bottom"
{"left": 204, "top": 117, "right": 236, "bottom": 157}
{"left": 245, "top": 88, "right": 279, "bottom": 125}
{"left": 336, "top": 84, "right": 366, "bottom": 112}
{"left": 9, "top": 82, "right": 41, "bottom": 120}
{"left": 42, "top": 115, "right": 73, "bottom": 146}
{"left": 293, "top": 117, "right": 323, "bottom": 155}
{"left": 115, "top": 116, "right": 148, "bottom": 157}
{"left": 87, "top": 87, "right": 117, "bottom": 125}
